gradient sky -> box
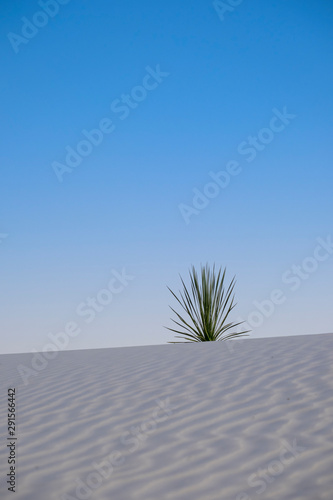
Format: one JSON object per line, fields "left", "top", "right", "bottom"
{"left": 1, "top": 0, "right": 332, "bottom": 354}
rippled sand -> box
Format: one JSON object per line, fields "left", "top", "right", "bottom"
{"left": 0, "top": 333, "right": 332, "bottom": 500}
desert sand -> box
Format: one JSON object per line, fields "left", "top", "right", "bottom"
{"left": 0, "top": 333, "right": 332, "bottom": 500}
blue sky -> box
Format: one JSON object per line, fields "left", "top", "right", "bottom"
{"left": 1, "top": 0, "right": 332, "bottom": 354}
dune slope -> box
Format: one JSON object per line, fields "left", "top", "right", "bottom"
{"left": 0, "top": 333, "right": 332, "bottom": 500}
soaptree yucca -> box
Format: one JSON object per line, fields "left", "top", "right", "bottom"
{"left": 166, "top": 264, "right": 250, "bottom": 343}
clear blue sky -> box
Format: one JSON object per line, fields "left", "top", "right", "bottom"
{"left": 1, "top": 0, "right": 332, "bottom": 354}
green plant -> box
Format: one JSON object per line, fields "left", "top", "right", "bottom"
{"left": 166, "top": 263, "right": 250, "bottom": 343}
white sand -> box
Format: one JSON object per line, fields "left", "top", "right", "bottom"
{"left": 0, "top": 333, "right": 332, "bottom": 500}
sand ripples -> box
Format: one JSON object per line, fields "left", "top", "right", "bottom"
{"left": 0, "top": 334, "right": 332, "bottom": 499}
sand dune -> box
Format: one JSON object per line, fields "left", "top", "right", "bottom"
{"left": 0, "top": 333, "right": 332, "bottom": 499}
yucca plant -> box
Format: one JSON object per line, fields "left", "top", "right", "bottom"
{"left": 166, "top": 263, "right": 250, "bottom": 343}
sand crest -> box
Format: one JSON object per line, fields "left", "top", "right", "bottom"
{"left": 0, "top": 333, "right": 332, "bottom": 499}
